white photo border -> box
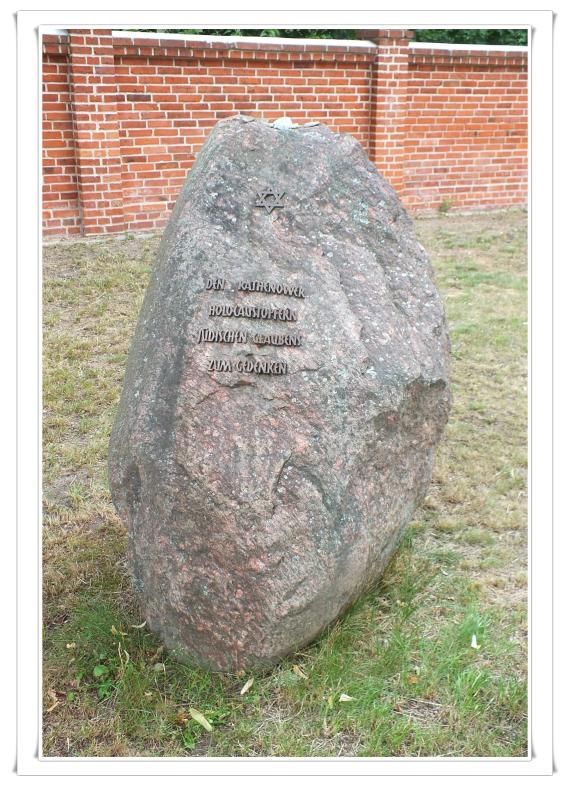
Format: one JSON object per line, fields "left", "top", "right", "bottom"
{"left": 16, "top": 4, "right": 553, "bottom": 777}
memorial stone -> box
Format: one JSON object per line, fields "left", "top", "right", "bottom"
{"left": 108, "top": 115, "right": 452, "bottom": 672}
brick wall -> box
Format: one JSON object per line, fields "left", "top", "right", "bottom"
{"left": 405, "top": 44, "right": 528, "bottom": 211}
{"left": 42, "top": 29, "right": 528, "bottom": 238}
{"left": 42, "top": 36, "right": 81, "bottom": 236}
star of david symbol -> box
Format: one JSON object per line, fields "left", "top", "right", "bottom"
{"left": 255, "top": 188, "right": 285, "bottom": 215}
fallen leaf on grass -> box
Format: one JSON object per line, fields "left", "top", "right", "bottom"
{"left": 175, "top": 710, "right": 188, "bottom": 727}
{"left": 240, "top": 677, "right": 254, "bottom": 695}
{"left": 46, "top": 700, "right": 60, "bottom": 713}
{"left": 66, "top": 642, "right": 76, "bottom": 650}
{"left": 118, "top": 641, "right": 130, "bottom": 665}
{"left": 188, "top": 707, "right": 213, "bottom": 732}
{"left": 407, "top": 674, "right": 419, "bottom": 685}
{"left": 292, "top": 665, "right": 308, "bottom": 680}
{"left": 471, "top": 634, "right": 481, "bottom": 650}
{"left": 130, "top": 620, "right": 147, "bottom": 629}
{"left": 338, "top": 693, "right": 355, "bottom": 702}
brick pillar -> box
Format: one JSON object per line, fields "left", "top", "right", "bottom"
{"left": 68, "top": 29, "right": 125, "bottom": 235}
{"left": 358, "top": 29, "right": 412, "bottom": 194}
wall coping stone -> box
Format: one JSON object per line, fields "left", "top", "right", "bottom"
{"left": 41, "top": 28, "right": 377, "bottom": 53}
{"left": 409, "top": 41, "right": 528, "bottom": 53}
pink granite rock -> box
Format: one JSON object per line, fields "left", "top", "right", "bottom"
{"left": 108, "top": 116, "right": 451, "bottom": 672}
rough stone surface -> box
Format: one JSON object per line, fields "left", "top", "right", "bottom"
{"left": 108, "top": 115, "right": 452, "bottom": 673}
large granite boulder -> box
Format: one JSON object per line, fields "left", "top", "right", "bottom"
{"left": 108, "top": 115, "right": 451, "bottom": 673}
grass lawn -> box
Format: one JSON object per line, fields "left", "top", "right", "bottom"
{"left": 42, "top": 209, "right": 528, "bottom": 757}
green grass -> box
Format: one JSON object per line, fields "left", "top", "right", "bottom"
{"left": 42, "top": 210, "right": 528, "bottom": 757}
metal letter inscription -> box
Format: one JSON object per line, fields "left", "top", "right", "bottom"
{"left": 205, "top": 277, "right": 226, "bottom": 291}
{"left": 198, "top": 328, "right": 248, "bottom": 344}
{"left": 238, "top": 280, "right": 304, "bottom": 298}
{"left": 201, "top": 276, "right": 306, "bottom": 377}
{"left": 208, "top": 304, "right": 297, "bottom": 322}
{"left": 207, "top": 359, "right": 288, "bottom": 375}
{"left": 255, "top": 188, "right": 285, "bottom": 215}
